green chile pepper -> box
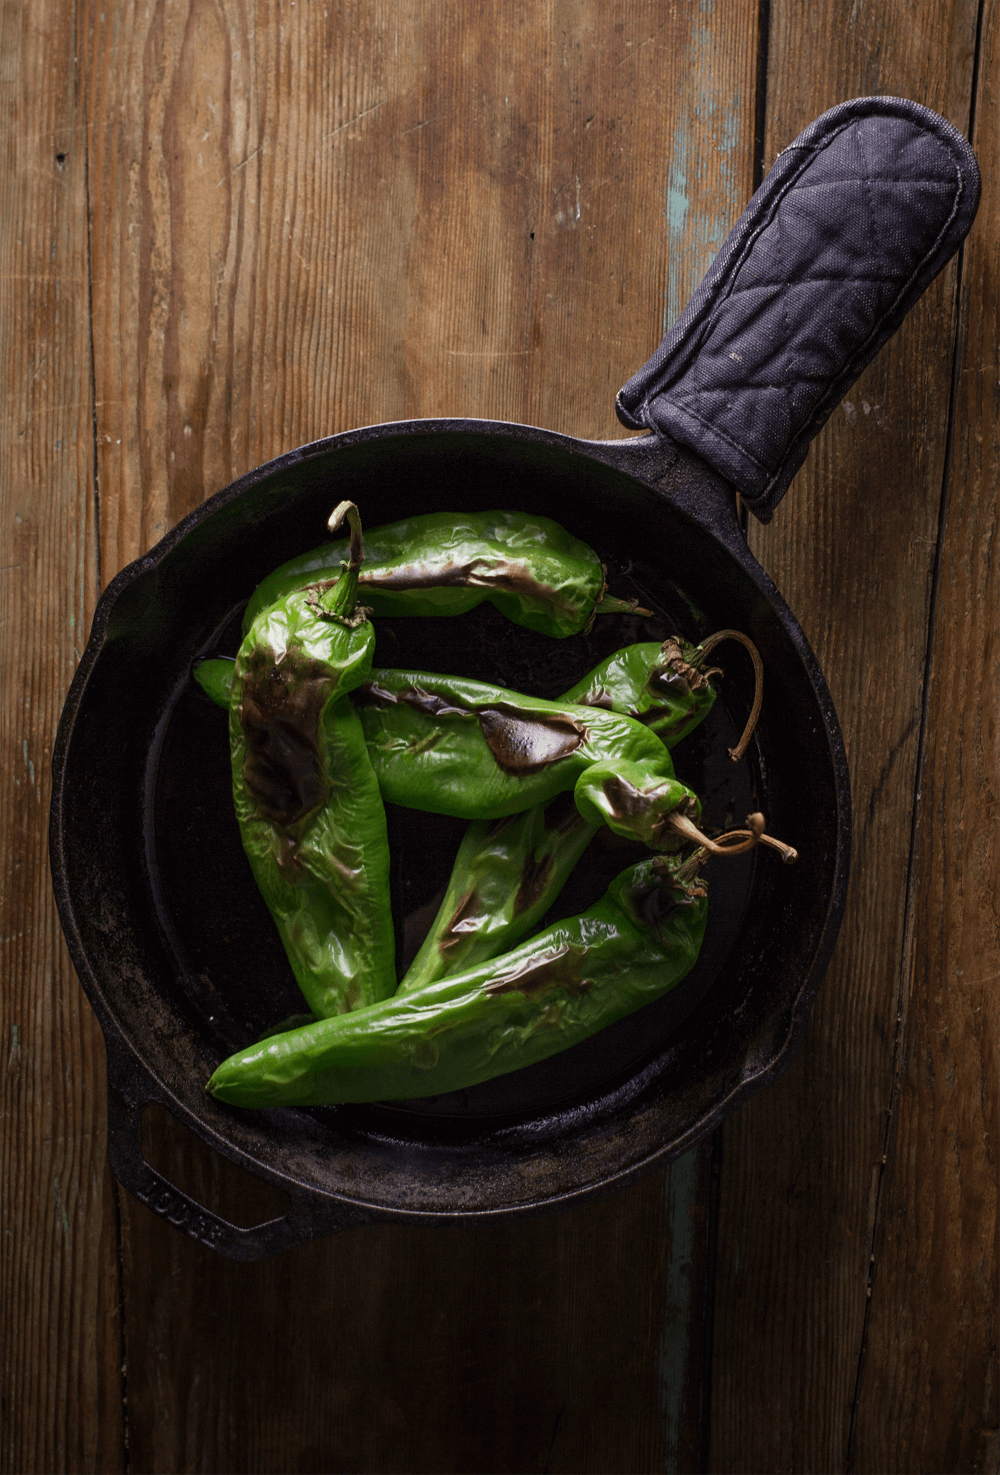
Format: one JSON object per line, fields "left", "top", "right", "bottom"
{"left": 565, "top": 628, "right": 763, "bottom": 760}
{"left": 206, "top": 851, "right": 709, "bottom": 1108}
{"left": 400, "top": 793, "right": 595, "bottom": 992}
{"left": 243, "top": 509, "right": 643, "bottom": 638}
{"left": 194, "top": 643, "right": 707, "bottom": 997}
{"left": 230, "top": 501, "right": 396, "bottom": 1018}
{"left": 199, "top": 660, "right": 704, "bottom": 845}
{"left": 355, "top": 668, "right": 705, "bottom": 847}
{"left": 194, "top": 657, "right": 238, "bottom": 708}
{"left": 196, "top": 631, "right": 772, "bottom": 994}
{"left": 399, "top": 633, "right": 745, "bottom": 991}
{"left": 196, "top": 630, "right": 759, "bottom": 759}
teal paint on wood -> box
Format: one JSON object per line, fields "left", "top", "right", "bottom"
{"left": 664, "top": 113, "right": 691, "bottom": 335}
{"left": 653, "top": 22, "right": 756, "bottom": 1462}
{"left": 657, "top": 1146, "right": 705, "bottom": 1472}
{"left": 666, "top": 180, "right": 691, "bottom": 262}
{"left": 662, "top": 1, "right": 754, "bottom": 333}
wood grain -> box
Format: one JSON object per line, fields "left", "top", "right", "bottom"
{"left": 851, "top": 4, "right": 1000, "bottom": 1469}
{"left": 85, "top": 0, "right": 761, "bottom": 588}
{"left": 6, "top": 1, "right": 996, "bottom": 1471}
{"left": 75, "top": 4, "right": 758, "bottom": 1474}
{"left": 121, "top": 1123, "right": 712, "bottom": 1475}
{"left": 0, "top": 1, "right": 124, "bottom": 1472}
{"left": 710, "top": 3, "right": 987, "bottom": 1472}
{"left": 83, "top": 0, "right": 261, "bottom": 571}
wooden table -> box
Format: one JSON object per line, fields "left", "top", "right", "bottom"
{"left": 4, "top": 3, "right": 997, "bottom": 1471}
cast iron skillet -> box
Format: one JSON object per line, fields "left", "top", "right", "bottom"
{"left": 50, "top": 99, "right": 979, "bottom": 1259}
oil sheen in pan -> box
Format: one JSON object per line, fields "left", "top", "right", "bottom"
{"left": 146, "top": 556, "right": 761, "bottom": 1121}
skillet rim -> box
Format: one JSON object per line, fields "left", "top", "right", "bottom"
{"left": 49, "top": 415, "right": 851, "bottom": 1249}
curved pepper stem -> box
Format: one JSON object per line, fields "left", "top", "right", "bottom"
{"left": 690, "top": 629, "right": 764, "bottom": 762}
{"left": 666, "top": 809, "right": 797, "bottom": 862}
{"left": 309, "top": 502, "right": 367, "bottom": 624}
{"left": 744, "top": 810, "right": 798, "bottom": 864}
{"left": 327, "top": 500, "right": 365, "bottom": 570}
{"left": 593, "top": 593, "right": 654, "bottom": 618}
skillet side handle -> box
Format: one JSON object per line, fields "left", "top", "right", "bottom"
{"left": 104, "top": 1052, "right": 368, "bottom": 1261}
{"left": 616, "top": 97, "right": 980, "bottom": 523}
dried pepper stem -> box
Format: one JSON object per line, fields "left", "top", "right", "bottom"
{"left": 691, "top": 629, "right": 764, "bottom": 762}
{"left": 667, "top": 809, "right": 797, "bottom": 862}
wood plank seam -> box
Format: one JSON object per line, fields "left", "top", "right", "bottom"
{"left": 699, "top": 1128, "right": 725, "bottom": 1475}
{"left": 81, "top": 44, "right": 102, "bottom": 600}
{"left": 701, "top": 3, "right": 769, "bottom": 1457}
{"left": 844, "top": 5, "right": 988, "bottom": 1467}
{"left": 78, "top": 4, "right": 123, "bottom": 1466}
{"left": 109, "top": 1176, "right": 130, "bottom": 1475}
{"left": 752, "top": 0, "right": 771, "bottom": 191}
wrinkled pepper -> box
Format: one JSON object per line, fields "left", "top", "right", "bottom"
{"left": 194, "top": 642, "right": 708, "bottom": 995}
{"left": 229, "top": 501, "right": 396, "bottom": 1018}
{"left": 198, "top": 659, "right": 704, "bottom": 845}
{"left": 354, "top": 668, "right": 708, "bottom": 848}
{"left": 196, "top": 630, "right": 777, "bottom": 994}
{"left": 399, "top": 629, "right": 762, "bottom": 991}
{"left": 564, "top": 628, "right": 763, "bottom": 761}
{"left": 401, "top": 793, "right": 594, "bottom": 992}
{"left": 243, "top": 509, "right": 644, "bottom": 638}
{"left": 195, "top": 630, "right": 758, "bottom": 758}
{"left": 206, "top": 851, "right": 709, "bottom": 1108}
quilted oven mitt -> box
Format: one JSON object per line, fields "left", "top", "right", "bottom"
{"left": 617, "top": 97, "right": 980, "bottom": 523}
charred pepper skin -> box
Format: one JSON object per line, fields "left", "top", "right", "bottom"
{"left": 400, "top": 637, "right": 718, "bottom": 991}
{"left": 194, "top": 635, "right": 714, "bottom": 740}
{"left": 194, "top": 632, "right": 747, "bottom": 990}
{"left": 400, "top": 794, "right": 594, "bottom": 993}
{"left": 354, "top": 667, "right": 701, "bottom": 842}
{"left": 196, "top": 627, "right": 754, "bottom": 991}
{"left": 564, "top": 638, "right": 716, "bottom": 745}
{"left": 205, "top": 854, "right": 708, "bottom": 1108}
{"left": 230, "top": 503, "right": 397, "bottom": 1018}
{"left": 196, "top": 657, "right": 701, "bottom": 844}
{"left": 242, "top": 509, "right": 639, "bottom": 638}
{"left": 194, "top": 645, "right": 699, "bottom": 993}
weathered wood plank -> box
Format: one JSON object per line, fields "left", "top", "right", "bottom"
{"left": 708, "top": 3, "right": 983, "bottom": 1472}
{"left": 120, "top": 1127, "right": 704, "bottom": 1475}
{"left": 659, "top": 1138, "right": 716, "bottom": 1473}
{"left": 0, "top": 1, "right": 124, "bottom": 1471}
{"left": 850, "top": 4, "right": 1000, "bottom": 1469}
{"left": 86, "top": 0, "right": 761, "bottom": 569}
{"left": 20, "top": 1, "right": 998, "bottom": 1471}
{"left": 78, "top": 3, "right": 760, "bottom": 1471}
{"left": 83, "top": 0, "right": 261, "bottom": 574}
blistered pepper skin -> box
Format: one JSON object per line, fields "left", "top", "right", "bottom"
{"left": 242, "top": 509, "right": 625, "bottom": 638}
{"left": 363, "top": 637, "right": 788, "bottom": 967}
{"left": 196, "top": 651, "right": 671, "bottom": 998}
{"left": 400, "top": 795, "right": 595, "bottom": 993}
{"left": 206, "top": 856, "right": 708, "bottom": 1108}
{"left": 195, "top": 636, "right": 713, "bottom": 744}
{"left": 399, "top": 637, "right": 716, "bottom": 991}
{"left": 354, "top": 668, "right": 698, "bottom": 834}
{"left": 230, "top": 506, "right": 397, "bottom": 1018}
{"left": 196, "top": 657, "right": 700, "bottom": 843}
{"left": 195, "top": 633, "right": 725, "bottom": 976}
{"left": 562, "top": 638, "right": 717, "bottom": 746}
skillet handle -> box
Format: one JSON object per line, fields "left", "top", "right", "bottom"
{"left": 104, "top": 1051, "right": 368, "bottom": 1260}
{"left": 616, "top": 97, "right": 980, "bottom": 523}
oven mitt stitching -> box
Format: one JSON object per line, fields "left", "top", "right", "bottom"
{"left": 616, "top": 97, "right": 980, "bottom": 523}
